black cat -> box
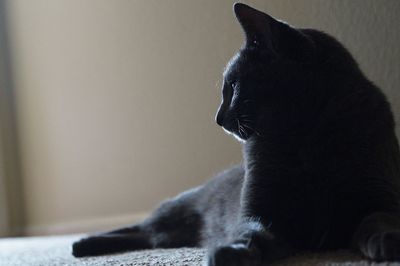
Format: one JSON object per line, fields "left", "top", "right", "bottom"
{"left": 72, "top": 3, "right": 400, "bottom": 265}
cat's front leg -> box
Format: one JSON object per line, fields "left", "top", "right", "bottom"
{"left": 72, "top": 225, "right": 152, "bottom": 257}
{"left": 207, "top": 219, "right": 293, "bottom": 266}
{"left": 352, "top": 212, "right": 400, "bottom": 261}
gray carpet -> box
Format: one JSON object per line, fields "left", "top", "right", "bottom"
{"left": 0, "top": 234, "right": 399, "bottom": 266}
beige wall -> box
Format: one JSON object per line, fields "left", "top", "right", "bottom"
{"left": 0, "top": 4, "right": 9, "bottom": 234}
{"left": 1, "top": 0, "right": 24, "bottom": 236}
{"left": 4, "top": 0, "right": 400, "bottom": 235}
{"left": 0, "top": 123, "right": 9, "bottom": 236}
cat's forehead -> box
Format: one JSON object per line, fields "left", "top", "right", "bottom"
{"left": 223, "top": 52, "right": 242, "bottom": 79}
{"left": 223, "top": 48, "right": 263, "bottom": 80}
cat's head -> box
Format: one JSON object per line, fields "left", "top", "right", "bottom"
{"left": 216, "top": 3, "right": 359, "bottom": 142}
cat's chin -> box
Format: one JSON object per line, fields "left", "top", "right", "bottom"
{"left": 222, "top": 127, "right": 247, "bottom": 143}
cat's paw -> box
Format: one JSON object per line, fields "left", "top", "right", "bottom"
{"left": 207, "top": 243, "right": 261, "bottom": 266}
{"left": 72, "top": 236, "right": 111, "bottom": 257}
{"left": 366, "top": 231, "right": 400, "bottom": 261}
{"left": 72, "top": 237, "right": 97, "bottom": 257}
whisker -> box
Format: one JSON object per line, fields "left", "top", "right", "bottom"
{"left": 242, "top": 123, "right": 262, "bottom": 137}
{"left": 237, "top": 119, "right": 249, "bottom": 139}
{"left": 240, "top": 126, "right": 247, "bottom": 138}
{"left": 240, "top": 127, "right": 247, "bottom": 138}
{"left": 236, "top": 119, "right": 243, "bottom": 138}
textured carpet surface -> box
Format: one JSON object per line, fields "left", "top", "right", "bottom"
{"left": 0, "top": 235, "right": 399, "bottom": 266}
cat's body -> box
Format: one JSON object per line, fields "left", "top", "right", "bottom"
{"left": 73, "top": 3, "right": 400, "bottom": 265}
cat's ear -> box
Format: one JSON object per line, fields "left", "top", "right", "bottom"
{"left": 233, "top": 3, "right": 314, "bottom": 61}
{"left": 233, "top": 3, "right": 275, "bottom": 50}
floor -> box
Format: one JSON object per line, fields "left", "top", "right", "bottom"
{"left": 0, "top": 234, "right": 399, "bottom": 266}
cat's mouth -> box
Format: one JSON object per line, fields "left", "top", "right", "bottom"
{"left": 223, "top": 127, "right": 247, "bottom": 143}
{"left": 216, "top": 108, "right": 257, "bottom": 142}
{"left": 221, "top": 118, "right": 253, "bottom": 143}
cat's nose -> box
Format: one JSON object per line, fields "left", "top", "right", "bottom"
{"left": 215, "top": 111, "right": 224, "bottom": 126}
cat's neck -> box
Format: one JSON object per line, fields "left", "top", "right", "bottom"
{"left": 242, "top": 135, "right": 304, "bottom": 174}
